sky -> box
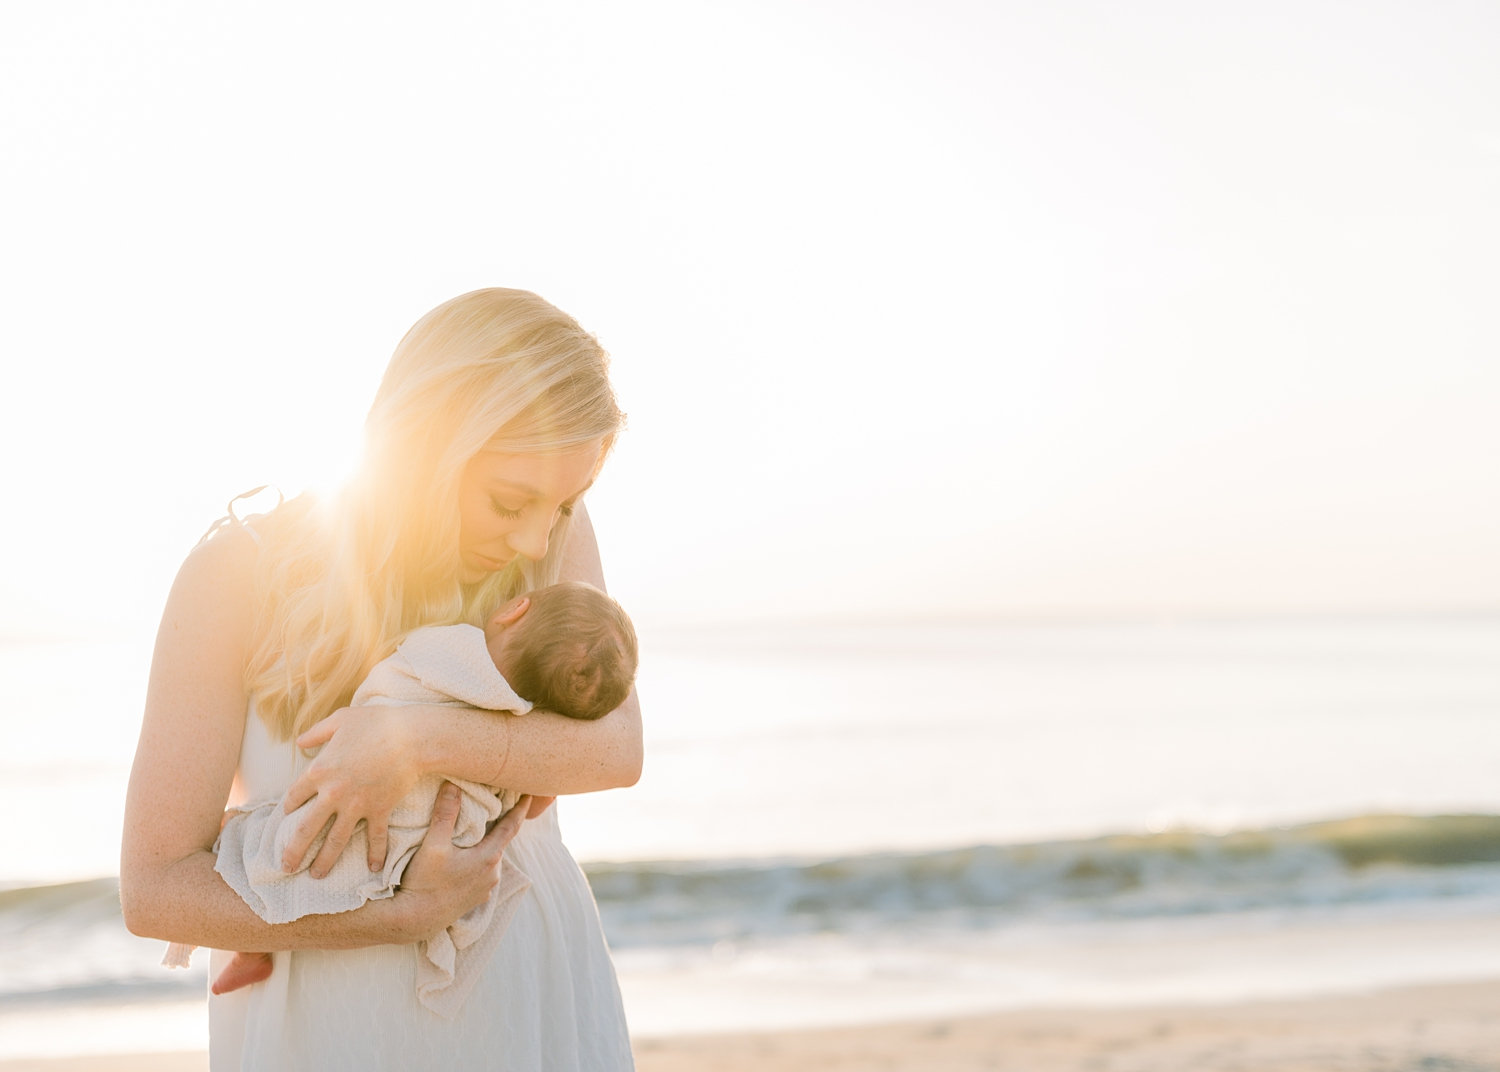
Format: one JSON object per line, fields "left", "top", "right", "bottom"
{"left": 2, "top": 0, "right": 1497, "bottom": 639}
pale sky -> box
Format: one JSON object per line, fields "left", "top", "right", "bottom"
{"left": 2, "top": 1, "right": 1497, "bottom": 638}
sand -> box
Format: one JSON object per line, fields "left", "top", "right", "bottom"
{"left": 5, "top": 979, "right": 1498, "bottom": 1072}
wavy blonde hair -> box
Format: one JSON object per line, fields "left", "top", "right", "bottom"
{"left": 227, "top": 289, "right": 624, "bottom": 741}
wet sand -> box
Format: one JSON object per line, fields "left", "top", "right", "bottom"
{"left": 5, "top": 979, "right": 1498, "bottom": 1072}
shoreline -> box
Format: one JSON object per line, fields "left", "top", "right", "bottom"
{"left": 5, "top": 978, "right": 1498, "bottom": 1072}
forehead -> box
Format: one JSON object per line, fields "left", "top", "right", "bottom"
{"left": 463, "top": 443, "right": 603, "bottom": 497}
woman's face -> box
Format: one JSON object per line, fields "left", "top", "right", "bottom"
{"left": 457, "top": 440, "right": 605, "bottom": 583}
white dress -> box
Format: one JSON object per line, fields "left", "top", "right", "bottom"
{"left": 208, "top": 710, "right": 635, "bottom": 1072}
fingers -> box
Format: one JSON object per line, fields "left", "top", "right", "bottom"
{"left": 482, "top": 795, "right": 530, "bottom": 852}
{"left": 281, "top": 804, "right": 334, "bottom": 872}
{"left": 309, "top": 814, "right": 361, "bottom": 880}
{"left": 426, "top": 783, "right": 462, "bottom": 843}
{"left": 285, "top": 709, "right": 343, "bottom": 815}
{"left": 525, "top": 795, "right": 556, "bottom": 819}
{"left": 366, "top": 818, "right": 389, "bottom": 872}
{"left": 294, "top": 717, "right": 338, "bottom": 751}
{"left": 281, "top": 771, "right": 316, "bottom": 816}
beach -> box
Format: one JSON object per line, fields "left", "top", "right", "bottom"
{"left": 5, "top": 979, "right": 1498, "bottom": 1071}
{"left": 7, "top": 0, "right": 1499, "bottom": 1062}
{"left": 639, "top": 981, "right": 1500, "bottom": 1071}
{"left": 5, "top": 618, "right": 1499, "bottom": 1065}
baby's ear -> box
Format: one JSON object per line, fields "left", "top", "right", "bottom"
{"left": 489, "top": 595, "right": 532, "bottom": 628}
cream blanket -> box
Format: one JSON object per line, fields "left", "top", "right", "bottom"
{"left": 165, "top": 624, "right": 535, "bottom": 1019}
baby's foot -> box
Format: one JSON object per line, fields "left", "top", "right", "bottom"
{"left": 211, "top": 952, "right": 274, "bottom": 995}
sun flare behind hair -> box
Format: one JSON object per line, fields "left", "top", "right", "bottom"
{"left": 231, "top": 289, "right": 625, "bottom": 741}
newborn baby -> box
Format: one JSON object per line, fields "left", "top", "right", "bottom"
{"left": 165, "top": 581, "right": 637, "bottom": 1017}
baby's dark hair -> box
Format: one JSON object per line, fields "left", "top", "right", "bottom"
{"left": 503, "top": 582, "right": 637, "bottom": 721}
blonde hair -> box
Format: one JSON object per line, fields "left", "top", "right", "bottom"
{"left": 499, "top": 582, "right": 638, "bottom": 722}
{"left": 231, "top": 289, "right": 624, "bottom": 741}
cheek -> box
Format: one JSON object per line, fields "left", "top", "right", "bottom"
{"left": 460, "top": 502, "right": 515, "bottom": 549}
{"left": 458, "top": 501, "right": 488, "bottom": 546}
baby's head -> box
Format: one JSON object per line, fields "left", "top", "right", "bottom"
{"left": 483, "top": 582, "right": 638, "bottom": 721}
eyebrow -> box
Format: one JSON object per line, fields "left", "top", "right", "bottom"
{"left": 488, "top": 477, "right": 597, "bottom": 501}
{"left": 488, "top": 479, "right": 544, "bottom": 498}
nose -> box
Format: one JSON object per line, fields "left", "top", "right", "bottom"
{"left": 507, "top": 517, "right": 552, "bottom": 563}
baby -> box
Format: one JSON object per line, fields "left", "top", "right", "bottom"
{"left": 165, "top": 581, "right": 637, "bottom": 1017}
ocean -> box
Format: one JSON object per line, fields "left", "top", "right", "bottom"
{"left": 2, "top": 616, "right": 1498, "bottom": 1057}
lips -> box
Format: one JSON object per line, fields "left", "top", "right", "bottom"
{"left": 469, "top": 551, "right": 513, "bottom": 572}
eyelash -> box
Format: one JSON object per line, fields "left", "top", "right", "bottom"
{"left": 491, "top": 500, "right": 576, "bottom": 520}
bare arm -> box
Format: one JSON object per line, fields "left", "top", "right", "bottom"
{"left": 119, "top": 529, "right": 522, "bottom": 947}
{"left": 418, "top": 502, "right": 642, "bottom": 794}
{"left": 494, "top": 499, "right": 643, "bottom": 790}
{"left": 281, "top": 501, "right": 643, "bottom": 873}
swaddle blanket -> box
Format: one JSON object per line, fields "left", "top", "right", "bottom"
{"left": 165, "top": 624, "right": 535, "bottom": 1019}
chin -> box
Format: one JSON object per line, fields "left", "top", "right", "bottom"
{"left": 466, "top": 551, "right": 514, "bottom": 575}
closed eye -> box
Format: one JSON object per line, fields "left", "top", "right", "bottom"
{"left": 490, "top": 498, "right": 524, "bottom": 520}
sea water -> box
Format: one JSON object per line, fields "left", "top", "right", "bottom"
{"left": 2, "top": 616, "right": 1498, "bottom": 1056}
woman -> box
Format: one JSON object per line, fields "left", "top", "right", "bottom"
{"left": 121, "top": 289, "right": 642, "bottom": 1070}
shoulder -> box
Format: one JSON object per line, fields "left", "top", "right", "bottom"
{"left": 174, "top": 524, "right": 259, "bottom": 599}
{"left": 183, "top": 492, "right": 320, "bottom": 585}
{"left": 160, "top": 524, "right": 262, "bottom": 642}
{"left": 184, "top": 522, "right": 261, "bottom": 577}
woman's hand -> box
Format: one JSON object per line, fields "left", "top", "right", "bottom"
{"left": 281, "top": 705, "right": 426, "bottom": 877}
{"left": 396, "top": 784, "right": 531, "bottom": 942}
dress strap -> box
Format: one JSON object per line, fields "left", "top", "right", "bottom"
{"left": 198, "top": 485, "right": 283, "bottom": 545}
